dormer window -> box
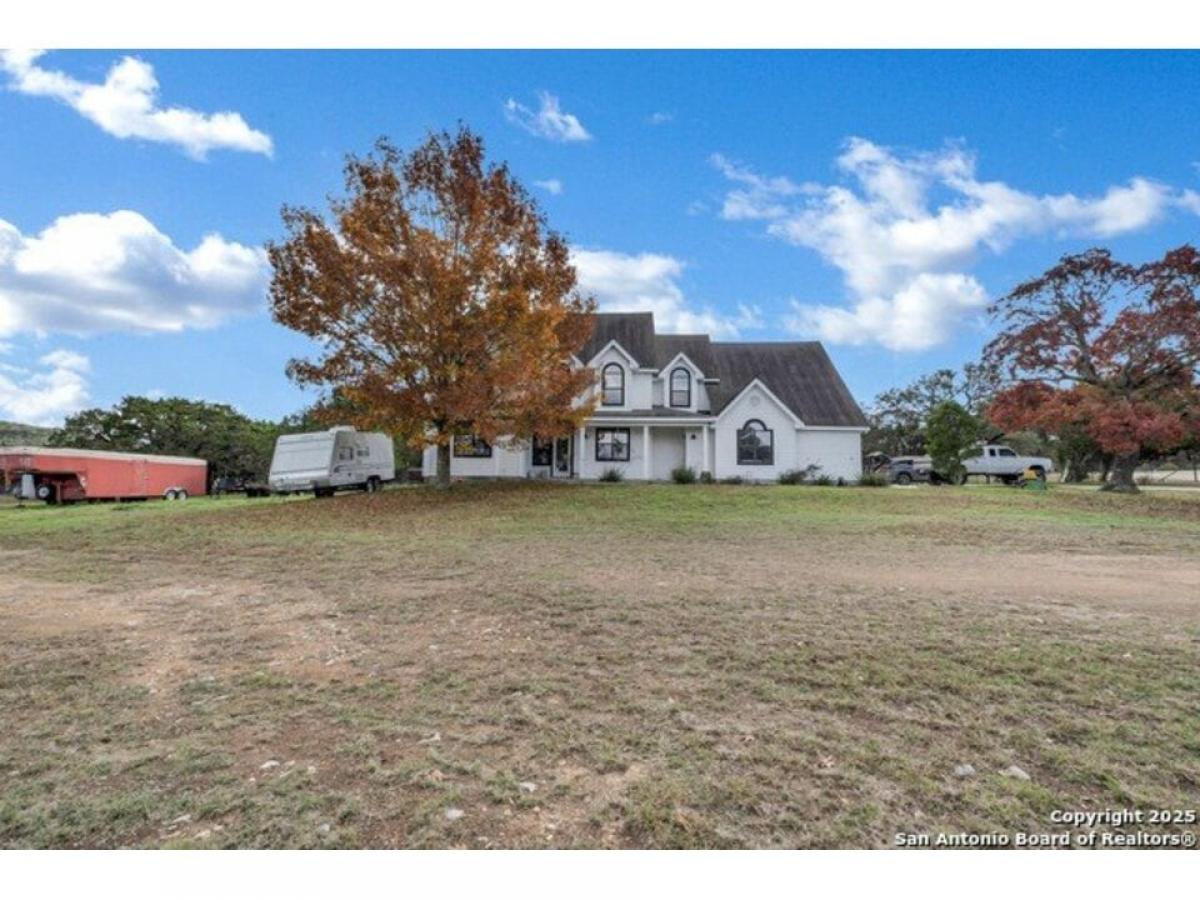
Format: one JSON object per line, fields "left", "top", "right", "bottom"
{"left": 669, "top": 367, "right": 691, "bottom": 408}
{"left": 601, "top": 363, "right": 625, "bottom": 406}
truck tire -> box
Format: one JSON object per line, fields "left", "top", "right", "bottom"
{"left": 364, "top": 476, "right": 380, "bottom": 494}
{"left": 1030, "top": 466, "right": 1046, "bottom": 481}
{"left": 894, "top": 471, "right": 913, "bottom": 485}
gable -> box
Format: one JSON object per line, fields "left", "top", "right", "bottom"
{"left": 714, "top": 378, "right": 804, "bottom": 428}
{"left": 577, "top": 313, "right": 656, "bottom": 368}
{"left": 706, "top": 342, "right": 868, "bottom": 428}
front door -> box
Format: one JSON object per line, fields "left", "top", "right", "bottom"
{"left": 553, "top": 436, "right": 573, "bottom": 478}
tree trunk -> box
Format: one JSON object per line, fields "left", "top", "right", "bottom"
{"left": 1099, "top": 452, "right": 1140, "bottom": 493}
{"left": 436, "top": 443, "right": 452, "bottom": 489}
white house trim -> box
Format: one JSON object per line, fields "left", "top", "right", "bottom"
{"left": 713, "top": 378, "right": 805, "bottom": 428}
{"left": 586, "top": 338, "right": 640, "bottom": 368}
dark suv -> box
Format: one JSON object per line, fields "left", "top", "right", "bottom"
{"left": 887, "top": 456, "right": 934, "bottom": 485}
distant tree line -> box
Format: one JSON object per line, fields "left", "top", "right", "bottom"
{"left": 46, "top": 394, "right": 422, "bottom": 482}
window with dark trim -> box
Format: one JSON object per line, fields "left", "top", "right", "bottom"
{"left": 669, "top": 367, "right": 691, "bottom": 408}
{"left": 595, "top": 428, "right": 631, "bottom": 462}
{"left": 601, "top": 363, "right": 625, "bottom": 406}
{"left": 453, "top": 434, "right": 492, "bottom": 458}
{"left": 736, "top": 419, "right": 774, "bottom": 465}
{"left": 531, "top": 437, "right": 553, "bottom": 467}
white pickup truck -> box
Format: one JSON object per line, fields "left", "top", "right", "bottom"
{"left": 961, "top": 444, "right": 1054, "bottom": 484}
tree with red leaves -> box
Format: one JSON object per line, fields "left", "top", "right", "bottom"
{"left": 985, "top": 246, "right": 1200, "bottom": 492}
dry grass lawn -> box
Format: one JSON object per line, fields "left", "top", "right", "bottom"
{"left": 1, "top": 482, "right": 1198, "bottom": 848}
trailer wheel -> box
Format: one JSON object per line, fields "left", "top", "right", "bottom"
{"left": 175, "top": 489, "right": 189, "bottom": 501}
{"left": 364, "top": 476, "right": 380, "bottom": 494}
{"left": 164, "top": 489, "right": 178, "bottom": 501}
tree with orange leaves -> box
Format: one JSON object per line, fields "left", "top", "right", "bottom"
{"left": 268, "top": 128, "right": 597, "bottom": 487}
{"left": 985, "top": 246, "right": 1200, "bottom": 492}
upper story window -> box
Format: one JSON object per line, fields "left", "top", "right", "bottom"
{"left": 737, "top": 419, "right": 774, "bottom": 466}
{"left": 453, "top": 434, "right": 492, "bottom": 458}
{"left": 669, "top": 367, "right": 692, "bottom": 408}
{"left": 601, "top": 363, "right": 625, "bottom": 406}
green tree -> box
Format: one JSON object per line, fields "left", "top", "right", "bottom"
{"left": 864, "top": 362, "right": 1001, "bottom": 457}
{"left": 49, "top": 396, "right": 280, "bottom": 480}
{"left": 926, "top": 401, "right": 984, "bottom": 485}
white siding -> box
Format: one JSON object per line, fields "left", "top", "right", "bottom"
{"left": 650, "top": 429, "right": 686, "bottom": 480}
{"left": 578, "top": 425, "right": 649, "bottom": 480}
{"left": 589, "top": 345, "right": 654, "bottom": 412}
{"left": 683, "top": 426, "right": 705, "bottom": 471}
{"left": 795, "top": 429, "right": 862, "bottom": 481}
{"left": 420, "top": 439, "right": 527, "bottom": 479}
{"left": 713, "top": 384, "right": 798, "bottom": 482}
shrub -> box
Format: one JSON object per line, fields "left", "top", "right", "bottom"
{"left": 671, "top": 466, "right": 697, "bottom": 484}
{"left": 698, "top": 471, "right": 715, "bottom": 484}
{"left": 778, "top": 464, "right": 821, "bottom": 485}
{"left": 813, "top": 474, "right": 834, "bottom": 486}
{"left": 857, "top": 471, "right": 888, "bottom": 487}
{"left": 599, "top": 467, "right": 624, "bottom": 482}
{"left": 720, "top": 476, "right": 744, "bottom": 485}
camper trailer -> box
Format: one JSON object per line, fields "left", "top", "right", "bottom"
{"left": 268, "top": 427, "right": 395, "bottom": 497}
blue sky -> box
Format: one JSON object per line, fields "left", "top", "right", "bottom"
{"left": 1, "top": 50, "right": 1198, "bottom": 425}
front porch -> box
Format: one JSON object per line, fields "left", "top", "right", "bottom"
{"left": 574, "top": 413, "right": 714, "bottom": 481}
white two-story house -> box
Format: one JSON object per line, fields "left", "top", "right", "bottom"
{"left": 421, "top": 312, "right": 868, "bottom": 482}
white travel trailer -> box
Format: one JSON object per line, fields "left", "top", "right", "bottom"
{"left": 269, "top": 427, "right": 395, "bottom": 497}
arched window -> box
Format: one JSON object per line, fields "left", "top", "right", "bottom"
{"left": 669, "top": 367, "right": 691, "bottom": 408}
{"left": 601, "top": 363, "right": 625, "bottom": 406}
{"left": 737, "top": 419, "right": 774, "bottom": 465}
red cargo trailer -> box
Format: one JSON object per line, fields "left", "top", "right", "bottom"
{"left": 0, "top": 446, "right": 208, "bottom": 504}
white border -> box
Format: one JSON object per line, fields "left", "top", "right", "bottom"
{"left": 3, "top": 1, "right": 1198, "bottom": 48}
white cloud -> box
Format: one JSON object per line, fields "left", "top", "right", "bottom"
{"left": 534, "top": 178, "right": 563, "bottom": 195}
{"left": 1178, "top": 189, "right": 1200, "bottom": 217}
{"left": 647, "top": 112, "right": 673, "bottom": 126}
{"left": 0, "top": 210, "right": 268, "bottom": 337}
{"left": 571, "top": 248, "right": 755, "bottom": 338}
{"left": 714, "top": 137, "right": 1195, "bottom": 351}
{"left": 0, "top": 50, "right": 273, "bottom": 160}
{"left": 784, "top": 273, "right": 988, "bottom": 352}
{"left": 0, "top": 348, "right": 90, "bottom": 425}
{"left": 504, "top": 92, "right": 591, "bottom": 143}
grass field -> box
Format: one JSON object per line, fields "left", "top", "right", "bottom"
{"left": 2, "top": 482, "right": 1198, "bottom": 848}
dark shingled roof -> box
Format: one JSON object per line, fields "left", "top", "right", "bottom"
{"left": 653, "top": 334, "right": 716, "bottom": 376}
{"left": 578, "top": 313, "right": 656, "bottom": 368}
{"left": 577, "top": 312, "right": 867, "bottom": 428}
{"left": 707, "top": 342, "right": 868, "bottom": 428}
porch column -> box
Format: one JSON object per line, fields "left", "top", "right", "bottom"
{"left": 701, "top": 424, "right": 709, "bottom": 475}
{"left": 576, "top": 426, "right": 585, "bottom": 478}
{"left": 642, "top": 424, "right": 651, "bottom": 480}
